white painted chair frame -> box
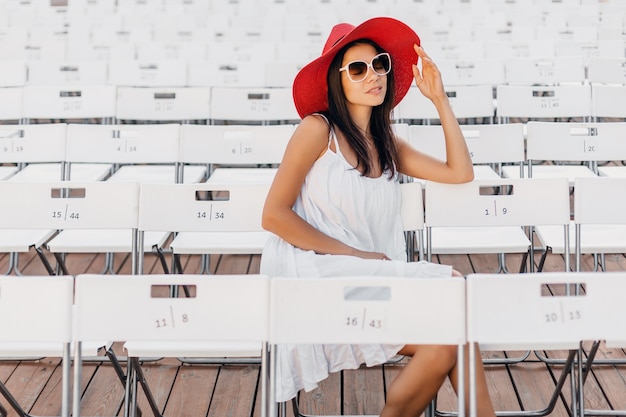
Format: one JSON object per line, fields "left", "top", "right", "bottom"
{"left": 269, "top": 275, "right": 467, "bottom": 417}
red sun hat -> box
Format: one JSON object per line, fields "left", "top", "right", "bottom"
{"left": 292, "top": 17, "right": 421, "bottom": 119}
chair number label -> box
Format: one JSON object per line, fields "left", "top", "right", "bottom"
{"left": 344, "top": 304, "right": 387, "bottom": 333}
{"left": 230, "top": 142, "right": 254, "bottom": 155}
{"left": 583, "top": 139, "right": 598, "bottom": 153}
{"left": 543, "top": 299, "right": 584, "bottom": 325}
{"left": 51, "top": 204, "right": 80, "bottom": 221}
{"left": 114, "top": 139, "right": 138, "bottom": 152}
{"left": 1, "top": 142, "right": 24, "bottom": 153}
{"left": 62, "top": 99, "right": 83, "bottom": 112}
{"left": 155, "top": 306, "right": 189, "bottom": 329}
{"left": 484, "top": 200, "right": 508, "bottom": 216}
{"left": 538, "top": 97, "right": 560, "bottom": 109}
{"left": 196, "top": 204, "right": 225, "bottom": 220}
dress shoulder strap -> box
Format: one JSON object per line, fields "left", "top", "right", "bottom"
{"left": 312, "top": 113, "right": 338, "bottom": 151}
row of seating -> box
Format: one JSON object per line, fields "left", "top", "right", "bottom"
{"left": 2, "top": 271, "right": 625, "bottom": 417}
{"left": 1, "top": 176, "right": 625, "bottom": 278}
{"left": 2, "top": 120, "right": 625, "bottom": 186}
{"left": 2, "top": 82, "right": 626, "bottom": 124}
{"left": 2, "top": 55, "right": 626, "bottom": 88}
{"left": 6, "top": 0, "right": 626, "bottom": 44}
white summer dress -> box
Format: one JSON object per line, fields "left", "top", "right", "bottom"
{"left": 260, "top": 118, "right": 453, "bottom": 402}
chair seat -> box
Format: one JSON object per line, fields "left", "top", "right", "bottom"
{"left": 0, "top": 229, "right": 57, "bottom": 252}
{"left": 0, "top": 166, "right": 18, "bottom": 180}
{"left": 170, "top": 231, "right": 270, "bottom": 255}
{"left": 535, "top": 222, "right": 626, "bottom": 254}
{"left": 124, "top": 340, "right": 262, "bottom": 358}
{"left": 501, "top": 164, "right": 596, "bottom": 185}
{"left": 0, "top": 341, "right": 108, "bottom": 358}
{"left": 429, "top": 226, "right": 531, "bottom": 254}
{"left": 472, "top": 164, "right": 501, "bottom": 180}
{"left": 598, "top": 165, "right": 626, "bottom": 178}
{"left": 108, "top": 165, "right": 206, "bottom": 183}
{"left": 206, "top": 167, "right": 277, "bottom": 184}
{"left": 46, "top": 229, "right": 170, "bottom": 253}
{"left": 8, "top": 163, "right": 113, "bottom": 181}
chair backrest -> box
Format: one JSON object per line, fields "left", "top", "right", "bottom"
{"left": 187, "top": 60, "right": 266, "bottom": 87}
{"left": 0, "top": 123, "right": 66, "bottom": 164}
{"left": 526, "top": 121, "right": 626, "bottom": 162}
{"left": 108, "top": 60, "right": 188, "bottom": 87}
{"left": 399, "top": 181, "right": 424, "bottom": 233}
{"left": 179, "top": 123, "right": 294, "bottom": 166}
{"left": 27, "top": 60, "right": 108, "bottom": 85}
{"left": 409, "top": 123, "right": 525, "bottom": 165}
{"left": 574, "top": 177, "right": 626, "bottom": 226}
{"left": 496, "top": 84, "right": 591, "bottom": 121}
{"left": 73, "top": 273, "right": 268, "bottom": 343}
{"left": 591, "top": 84, "right": 626, "bottom": 120}
{"left": 0, "top": 87, "right": 23, "bottom": 122}
{"left": 0, "top": 60, "right": 27, "bottom": 86}
{"left": 209, "top": 86, "right": 299, "bottom": 124}
{"left": 425, "top": 177, "right": 571, "bottom": 227}
{"left": 270, "top": 276, "right": 466, "bottom": 345}
{"left": 0, "top": 275, "right": 73, "bottom": 344}
{"left": 138, "top": 182, "right": 270, "bottom": 232}
{"left": 66, "top": 123, "right": 181, "bottom": 164}
{"left": 503, "top": 56, "right": 586, "bottom": 85}
{"left": 437, "top": 58, "right": 505, "bottom": 87}
{"left": 398, "top": 85, "right": 494, "bottom": 122}
{"left": 115, "top": 86, "right": 211, "bottom": 122}
{"left": 467, "top": 272, "right": 615, "bottom": 350}
{"left": 587, "top": 57, "right": 626, "bottom": 85}
{"left": 21, "top": 84, "right": 117, "bottom": 121}
{"left": 0, "top": 180, "right": 139, "bottom": 230}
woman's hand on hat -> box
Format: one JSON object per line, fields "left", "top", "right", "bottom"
{"left": 412, "top": 44, "right": 446, "bottom": 104}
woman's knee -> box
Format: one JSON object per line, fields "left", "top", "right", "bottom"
{"left": 401, "top": 344, "right": 458, "bottom": 374}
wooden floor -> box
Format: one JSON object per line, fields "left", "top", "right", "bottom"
{"left": 2, "top": 248, "right": 626, "bottom": 417}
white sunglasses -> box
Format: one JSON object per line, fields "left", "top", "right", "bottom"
{"left": 339, "top": 52, "right": 392, "bottom": 83}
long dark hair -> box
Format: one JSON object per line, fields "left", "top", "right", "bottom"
{"left": 324, "top": 39, "right": 399, "bottom": 179}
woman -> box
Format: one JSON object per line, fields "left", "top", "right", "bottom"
{"left": 261, "top": 17, "right": 496, "bottom": 417}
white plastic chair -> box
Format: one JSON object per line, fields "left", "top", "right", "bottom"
{"left": 496, "top": 84, "right": 591, "bottom": 123}
{"left": 0, "top": 60, "right": 26, "bottom": 87}
{"left": 503, "top": 56, "right": 586, "bottom": 85}
{"left": 0, "top": 86, "right": 23, "bottom": 123}
{"left": 73, "top": 273, "right": 269, "bottom": 417}
{"left": 115, "top": 86, "right": 211, "bottom": 124}
{"left": 466, "top": 272, "right": 608, "bottom": 417}
{"left": 397, "top": 85, "right": 494, "bottom": 124}
{"left": 0, "top": 124, "right": 113, "bottom": 275}
{"left": 137, "top": 181, "right": 271, "bottom": 274}
{"left": 587, "top": 57, "right": 626, "bottom": 85}
{"left": 409, "top": 123, "right": 525, "bottom": 181}
{"left": 66, "top": 123, "right": 205, "bottom": 184}
{"left": 437, "top": 59, "right": 505, "bottom": 87}
{"left": 209, "top": 86, "right": 299, "bottom": 125}
{"left": 178, "top": 123, "right": 294, "bottom": 185}
{"left": 591, "top": 83, "right": 626, "bottom": 122}
{"left": 501, "top": 121, "right": 626, "bottom": 184}
{"left": 187, "top": 60, "right": 266, "bottom": 87}
{"left": 573, "top": 177, "right": 626, "bottom": 272}
{"left": 425, "top": 178, "right": 571, "bottom": 273}
{"left": 108, "top": 60, "right": 188, "bottom": 87}
{"left": 269, "top": 275, "right": 467, "bottom": 417}
{"left": 26, "top": 61, "right": 108, "bottom": 85}
{"left": 574, "top": 272, "right": 626, "bottom": 417}
{"left": 0, "top": 180, "right": 142, "bottom": 276}
{"left": 0, "top": 275, "right": 73, "bottom": 417}
{"left": 21, "top": 84, "right": 117, "bottom": 124}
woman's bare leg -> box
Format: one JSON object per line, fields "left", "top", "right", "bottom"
{"left": 449, "top": 343, "right": 497, "bottom": 417}
{"left": 381, "top": 344, "right": 457, "bottom": 417}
